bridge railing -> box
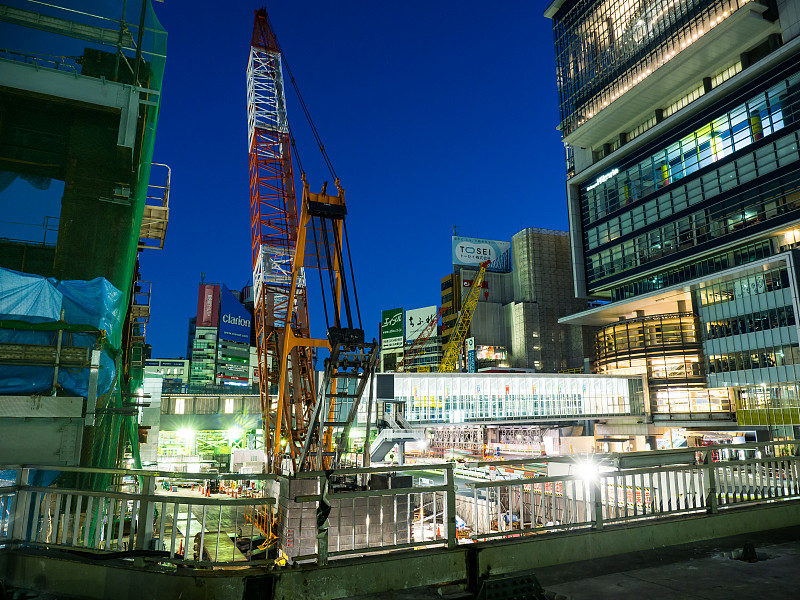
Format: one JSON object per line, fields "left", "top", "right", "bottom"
{"left": 0, "top": 466, "right": 278, "bottom": 568}
{"left": 1, "top": 441, "right": 799, "bottom": 567}
{"left": 464, "top": 440, "right": 800, "bottom": 540}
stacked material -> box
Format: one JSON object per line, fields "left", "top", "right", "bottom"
{"left": 0, "top": 266, "right": 123, "bottom": 397}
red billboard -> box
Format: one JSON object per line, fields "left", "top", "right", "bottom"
{"left": 197, "top": 284, "right": 220, "bottom": 327}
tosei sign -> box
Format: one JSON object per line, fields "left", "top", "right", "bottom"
{"left": 219, "top": 284, "right": 252, "bottom": 343}
{"left": 381, "top": 307, "right": 403, "bottom": 349}
{"left": 452, "top": 236, "right": 512, "bottom": 272}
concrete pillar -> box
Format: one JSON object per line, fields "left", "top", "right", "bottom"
{"left": 54, "top": 113, "right": 137, "bottom": 292}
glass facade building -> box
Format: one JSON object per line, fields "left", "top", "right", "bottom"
{"left": 366, "top": 372, "right": 646, "bottom": 424}
{"left": 594, "top": 311, "right": 732, "bottom": 415}
{"left": 553, "top": 0, "right": 757, "bottom": 138}
{"left": 548, "top": 0, "right": 800, "bottom": 434}
{"left": 581, "top": 70, "right": 800, "bottom": 294}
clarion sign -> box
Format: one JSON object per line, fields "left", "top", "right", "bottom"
{"left": 222, "top": 314, "right": 251, "bottom": 328}
{"left": 219, "top": 284, "right": 252, "bottom": 343}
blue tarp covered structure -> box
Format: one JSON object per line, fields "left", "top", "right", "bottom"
{"left": 0, "top": 267, "right": 123, "bottom": 398}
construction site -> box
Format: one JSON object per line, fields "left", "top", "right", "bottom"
{"left": 3, "top": 2, "right": 800, "bottom": 599}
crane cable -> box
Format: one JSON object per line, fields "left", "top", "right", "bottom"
{"left": 265, "top": 13, "right": 337, "bottom": 183}
{"left": 264, "top": 12, "right": 364, "bottom": 332}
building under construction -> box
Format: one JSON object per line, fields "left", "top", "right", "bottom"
{"left": 0, "top": 1, "right": 169, "bottom": 478}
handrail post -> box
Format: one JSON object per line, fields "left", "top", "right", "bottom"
{"left": 591, "top": 476, "right": 603, "bottom": 531}
{"left": 703, "top": 449, "right": 718, "bottom": 514}
{"left": 316, "top": 472, "right": 330, "bottom": 566}
{"left": 134, "top": 475, "right": 156, "bottom": 567}
{"left": 8, "top": 467, "right": 31, "bottom": 543}
{"left": 445, "top": 463, "right": 457, "bottom": 548}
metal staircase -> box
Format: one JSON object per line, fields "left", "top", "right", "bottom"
{"left": 370, "top": 409, "right": 427, "bottom": 463}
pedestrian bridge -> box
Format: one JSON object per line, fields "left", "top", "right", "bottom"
{"left": 1, "top": 439, "right": 799, "bottom": 599}
{"left": 368, "top": 371, "right": 647, "bottom": 425}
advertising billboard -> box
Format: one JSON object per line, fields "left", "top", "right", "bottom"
{"left": 219, "top": 284, "right": 252, "bottom": 344}
{"left": 466, "top": 337, "right": 476, "bottom": 373}
{"left": 196, "top": 284, "right": 220, "bottom": 328}
{"left": 381, "top": 308, "right": 403, "bottom": 349}
{"left": 452, "top": 236, "right": 512, "bottom": 272}
{"left": 406, "top": 306, "right": 438, "bottom": 341}
{"left": 477, "top": 345, "right": 507, "bottom": 360}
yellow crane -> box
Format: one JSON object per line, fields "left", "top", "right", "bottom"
{"left": 438, "top": 260, "right": 490, "bottom": 373}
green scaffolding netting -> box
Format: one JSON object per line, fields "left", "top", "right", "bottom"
{"left": 87, "top": 0, "right": 167, "bottom": 490}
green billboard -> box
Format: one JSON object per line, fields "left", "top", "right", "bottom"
{"left": 381, "top": 307, "right": 403, "bottom": 349}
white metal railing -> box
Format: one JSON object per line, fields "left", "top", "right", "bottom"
{"left": 465, "top": 441, "right": 800, "bottom": 541}
{"left": 0, "top": 467, "right": 278, "bottom": 567}
{"left": 1, "top": 441, "right": 799, "bottom": 567}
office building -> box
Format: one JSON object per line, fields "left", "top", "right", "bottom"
{"left": 441, "top": 231, "right": 593, "bottom": 372}
{"left": 188, "top": 282, "right": 257, "bottom": 389}
{"left": 546, "top": 0, "right": 800, "bottom": 438}
{"left": 144, "top": 358, "right": 189, "bottom": 393}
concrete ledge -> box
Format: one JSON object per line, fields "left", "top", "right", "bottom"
{"left": 0, "top": 550, "right": 254, "bottom": 600}
{"left": 477, "top": 500, "right": 800, "bottom": 579}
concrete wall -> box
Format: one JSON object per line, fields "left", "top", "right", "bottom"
{"left": 779, "top": 0, "right": 800, "bottom": 41}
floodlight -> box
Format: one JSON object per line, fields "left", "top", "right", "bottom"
{"left": 574, "top": 458, "right": 599, "bottom": 483}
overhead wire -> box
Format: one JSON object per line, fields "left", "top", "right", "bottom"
{"left": 265, "top": 12, "right": 366, "bottom": 337}
{"left": 265, "top": 12, "right": 337, "bottom": 182}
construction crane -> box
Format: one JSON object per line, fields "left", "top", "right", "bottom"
{"left": 438, "top": 260, "right": 490, "bottom": 373}
{"left": 247, "top": 9, "right": 377, "bottom": 474}
{"left": 395, "top": 307, "right": 445, "bottom": 372}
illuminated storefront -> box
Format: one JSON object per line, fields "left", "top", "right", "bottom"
{"left": 593, "top": 311, "right": 731, "bottom": 415}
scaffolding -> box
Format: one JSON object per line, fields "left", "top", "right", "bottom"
{"left": 0, "top": 1, "right": 168, "bottom": 483}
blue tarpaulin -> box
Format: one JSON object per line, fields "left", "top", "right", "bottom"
{"left": 0, "top": 267, "right": 123, "bottom": 398}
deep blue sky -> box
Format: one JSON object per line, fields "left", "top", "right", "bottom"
{"left": 142, "top": 2, "right": 568, "bottom": 358}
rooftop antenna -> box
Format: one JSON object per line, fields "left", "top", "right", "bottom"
{"left": 200, "top": 272, "right": 206, "bottom": 284}
{"left": 453, "top": 225, "right": 460, "bottom": 237}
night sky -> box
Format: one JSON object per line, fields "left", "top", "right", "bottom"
{"left": 141, "top": 1, "right": 569, "bottom": 358}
